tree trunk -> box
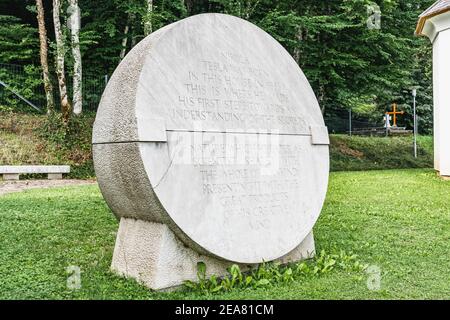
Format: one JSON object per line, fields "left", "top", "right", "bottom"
{"left": 130, "top": 14, "right": 137, "bottom": 48}
{"left": 120, "top": 24, "right": 129, "bottom": 60}
{"left": 144, "top": 0, "right": 153, "bottom": 36}
{"left": 319, "top": 85, "right": 326, "bottom": 115}
{"left": 184, "top": 0, "right": 194, "bottom": 15}
{"left": 53, "top": 0, "right": 71, "bottom": 123}
{"left": 294, "top": 27, "right": 303, "bottom": 64}
{"left": 68, "top": 0, "right": 82, "bottom": 115}
{"left": 36, "top": 0, "right": 55, "bottom": 114}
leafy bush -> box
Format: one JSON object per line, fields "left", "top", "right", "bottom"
{"left": 37, "top": 112, "right": 95, "bottom": 178}
{"left": 183, "top": 250, "right": 368, "bottom": 294}
{"left": 330, "top": 135, "right": 433, "bottom": 172}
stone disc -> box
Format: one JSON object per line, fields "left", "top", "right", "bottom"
{"left": 93, "top": 13, "right": 329, "bottom": 264}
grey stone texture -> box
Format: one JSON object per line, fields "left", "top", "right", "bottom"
{"left": 0, "top": 165, "right": 70, "bottom": 180}
{"left": 2, "top": 174, "right": 19, "bottom": 181}
{"left": 112, "top": 218, "right": 315, "bottom": 290}
{"left": 47, "top": 173, "right": 63, "bottom": 180}
{"left": 93, "top": 13, "right": 330, "bottom": 289}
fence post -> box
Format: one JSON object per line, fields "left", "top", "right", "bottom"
{"left": 349, "top": 109, "right": 352, "bottom": 136}
{"left": 412, "top": 88, "right": 418, "bottom": 158}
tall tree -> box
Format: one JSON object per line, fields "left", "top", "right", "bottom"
{"left": 68, "top": 0, "right": 82, "bottom": 115}
{"left": 144, "top": 0, "right": 153, "bottom": 36}
{"left": 2, "top": 0, "right": 436, "bottom": 131}
{"left": 35, "top": 0, "right": 55, "bottom": 114}
{"left": 120, "top": 20, "right": 130, "bottom": 60}
{"left": 53, "top": 0, "right": 71, "bottom": 123}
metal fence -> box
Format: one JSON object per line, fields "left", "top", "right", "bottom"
{"left": 0, "top": 63, "right": 107, "bottom": 113}
{"left": 0, "top": 62, "right": 417, "bottom": 136}
{"left": 325, "top": 109, "right": 383, "bottom": 135}
{"left": 324, "top": 108, "right": 417, "bottom": 135}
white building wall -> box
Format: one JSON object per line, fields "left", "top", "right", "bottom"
{"left": 433, "top": 30, "right": 450, "bottom": 176}
{"left": 422, "top": 11, "right": 450, "bottom": 176}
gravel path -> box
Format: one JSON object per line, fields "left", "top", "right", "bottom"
{"left": 0, "top": 179, "right": 97, "bottom": 197}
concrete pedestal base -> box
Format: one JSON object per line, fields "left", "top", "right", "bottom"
{"left": 2, "top": 174, "right": 20, "bottom": 181}
{"left": 111, "top": 218, "right": 316, "bottom": 290}
{"left": 47, "top": 173, "right": 63, "bottom": 180}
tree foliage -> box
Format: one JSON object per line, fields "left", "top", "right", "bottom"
{"left": 0, "top": 15, "right": 38, "bottom": 63}
{"left": 0, "top": 0, "right": 436, "bottom": 133}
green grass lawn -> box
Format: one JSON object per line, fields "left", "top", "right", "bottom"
{"left": 0, "top": 169, "right": 449, "bottom": 300}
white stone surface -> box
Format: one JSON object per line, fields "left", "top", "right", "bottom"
{"left": 47, "top": 173, "right": 63, "bottom": 180}
{"left": 2, "top": 174, "right": 19, "bottom": 181}
{"left": 93, "top": 14, "right": 329, "bottom": 264}
{"left": 111, "top": 218, "right": 315, "bottom": 290}
{"left": 0, "top": 165, "right": 70, "bottom": 174}
{"left": 421, "top": 12, "right": 450, "bottom": 176}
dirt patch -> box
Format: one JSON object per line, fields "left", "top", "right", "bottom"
{"left": 334, "top": 140, "right": 364, "bottom": 159}
{"left": 0, "top": 179, "right": 97, "bottom": 197}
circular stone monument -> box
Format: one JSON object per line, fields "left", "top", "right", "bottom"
{"left": 93, "top": 14, "right": 329, "bottom": 267}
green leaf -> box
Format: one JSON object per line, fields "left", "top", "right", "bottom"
{"left": 256, "top": 279, "right": 270, "bottom": 287}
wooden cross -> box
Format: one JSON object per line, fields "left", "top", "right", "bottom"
{"left": 386, "top": 103, "right": 404, "bottom": 127}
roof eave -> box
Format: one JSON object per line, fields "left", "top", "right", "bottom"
{"left": 416, "top": 8, "right": 450, "bottom": 36}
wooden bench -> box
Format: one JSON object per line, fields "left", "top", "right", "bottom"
{"left": 0, "top": 165, "right": 70, "bottom": 181}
